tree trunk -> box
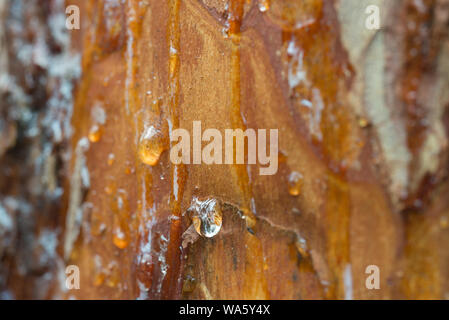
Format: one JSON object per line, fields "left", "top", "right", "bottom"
{"left": 1, "top": 0, "right": 449, "bottom": 300}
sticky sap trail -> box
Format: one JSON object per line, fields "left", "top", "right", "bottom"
{"left": 227, "top": 0, "right": 269, "bottom": 299}
{"left": 160, "top": 0, "right": 186, "bottom": 299}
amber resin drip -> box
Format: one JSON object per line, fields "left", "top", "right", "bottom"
{"left": 160, "top": 0, "right": 186, "bottom": 299}
{"left": 112, "top": 190, "right": 131, "bottom": 250}
{"left": 226, "top": 0, "right": 269, "bottom": 300}
{"left": 227, "top": 0, "right": 252, "bottom": 209}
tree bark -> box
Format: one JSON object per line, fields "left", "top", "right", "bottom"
{"left": 1, "top": 0, "right": 449, "bottom": 300}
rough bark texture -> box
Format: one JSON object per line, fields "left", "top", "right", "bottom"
{"left": 1, "top": 0, "right": 449, "bottom": 300}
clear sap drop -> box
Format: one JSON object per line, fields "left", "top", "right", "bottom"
{"left": 190, "top": 198, "right": 222, "bottom": 238}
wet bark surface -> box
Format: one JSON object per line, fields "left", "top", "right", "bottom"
{"left": 1, "top": 0, "right": 449, "bottom": 300}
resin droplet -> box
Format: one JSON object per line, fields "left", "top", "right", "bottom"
{"left": 106, "top": 262, "right": 120, "bottom": 288}
{"left": 138, "top": 126, "right": 164, "bottom": 166}
{"left": 258, "top": 0, "right": 270, "bottom": 12}
{"left": 88, "top": 124, "right": 102, "bottom": 143}
{"left": 288, "top": 171, "right": 304, "bottom": 196}
{"left": 358, "top": 117, "right": 369, "bottom": 128}
{"left": 94, "top": 272, "right": 106, "bottom": 287}
{"left": 107, "top": 153, "right": 115, "bottom": 166}
{"left": 93, "top": 255, "right": 106, "bottom": 287}
{"left": 190, "top": 198, "right": 222, "bottom": 238}
{"left": 112, "top": 191, "right": 130, "bottom": 249}
{"left": 113, "top": 227, "right": 129, "bottom": 249}
{"left": 295, "top": 237, "right": 309, "bottom": 258}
